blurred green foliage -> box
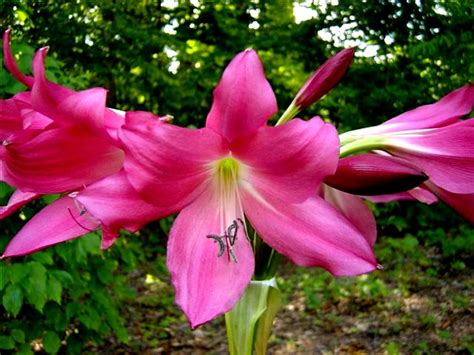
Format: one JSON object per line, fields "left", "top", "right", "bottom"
{"left": 0, "top": 0, "right": 473, "bottom": 352}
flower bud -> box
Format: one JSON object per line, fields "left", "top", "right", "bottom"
{"left": 325, "top": 154, "right": 428, "bottom": 195}
{"left": 294, "top": 47, "right": 355, "bottom": 109}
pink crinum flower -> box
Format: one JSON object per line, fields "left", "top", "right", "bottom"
{"left": 1, "top": 31, "right": 124, "bottom": 195}
{"left": 1, "top": 31, "right": 165, "bottom": 253}
{"left": 338, "top": 84, "right": 474, "bottom": 222}
{"left": 119, "top": 49, "right": 377, "bottom": 328}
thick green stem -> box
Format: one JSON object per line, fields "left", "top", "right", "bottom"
{"left": 225, "top": 278, "right": 281, "bottom": 355}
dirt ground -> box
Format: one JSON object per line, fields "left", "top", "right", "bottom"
{"left": 94, "top": 260, "right": 473, "bottom": 354}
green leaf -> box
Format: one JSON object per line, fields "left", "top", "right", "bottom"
{"left": 0, "top": 264, "right": 6, "bottom": 290}
{"left": 11, "top": 328, "right": 26, "bottom": 343}
{"left": 23, "top": 262, "right": 47, "bottom": 311}
{"left": 17, "top": 344, "right": 34, "bottom": 355}
{"left": 41, "top": 194, "right": 61, "bottom": 205}
{"left": 44, "top": 303, "right": 68, "bottom": 331}
{"left": 8, "top": 263, "right": 28, "bottom": 284}
{"left": 43, "top": 331, "right": 61, "bottom": 354}
{"left": 3, "top": 284, "right": 23, "bottom": 316}
{"left": 78, "top": 308, "right": 101, "bottom": 331}
{"left": 48, "top": 276, "right": 63, "bottom": 304}
{"left": 255, "top": 282, "right": 282, "bottom": 355}
{"left": 0, "top": 181, "right": 14, "bottom": 199}
{"left": 66, "top": 302, "right": 81, "bottom": 319}
{"left": 65, "top": 334, "right": 84, "bottom": 354}
{"left": 225, "top": 279, "right": 278, "bottom": 355}
{"left": 97, "top": 260, "right": 116, "bottom": 284}
{"left": 0, "top": 335, "right": 15, "bottom": 350}
{"left": 50, "top": 270, "right": 73, "bottom": 285}
{"left": 31, "top": 252, "right": 54, "bottom": 265}
{"left": 23, "top": 261, "right": 47, "bottom": 312}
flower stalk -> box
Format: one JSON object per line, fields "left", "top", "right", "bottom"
{"left": 339, "top": 136, "right": 386, "bottom": 158}
{"left": 225, "top": 278, "right": 281, "bottom": 355}
{"left": 276, "top": 102, "right": 300, "bottom": 126}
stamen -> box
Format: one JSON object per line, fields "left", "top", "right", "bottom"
{"left": 207, "top": 157, "right": 249, "bottom": 263}
{"left": 206, "top": 234, "right": 226, "bottom": 257}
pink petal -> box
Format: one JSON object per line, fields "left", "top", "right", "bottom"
{"left": 0, "top": 97, "right": 23, "bottom": 140}
{"left": 206, "top": 49, "right": 277, "bottom": 142}
{"left": 10, "top": 92, "right": 54, "bottom": 130}
{"left": 366, "top": 186, "right": 438, "bottom": 204}
{"left": 104, "top": 109, "right": 126, "bottom": 141}
{"left": 324, "top": 154, "right": 427, "bottom": 195}
{"left": 167, "top": 187, "right": 254, "bottom": 328}
{"left": 322, "top": 185, "right": 376, "bottom": 246}
{"left": 30, "top": 47, "right": 74, "bottom": 114}
{"left": 30, "top": 46, "right": 107, "bottom": 131}
{"left": 3, "top": 126, "right": 124, "bottom": 193}
{"left": 21, "top": 109, "right": 53, "bottom": 130}
{"left": 425, "top": 182, "right": 474, "bottom": 223}
{"left": 0, "top": 158, "right": 5, "bottom": 182}
{"left": 100, "top": 225, "right": 120, "bottom": 250}
{"left": 386, "top": 124, "right": 474, "bottom": 194}
{"left": 1, "top": 196, "right": 99, "bottom": 258}
{"left": 120, "top": 120, "right": 225, "bottom": 210}
{"left": 0, "top": 189, "right": 39, "bottom": 219}
{"left": 295, "top": 47, "right": 355, "bottom": 109}
{"left": 232, "top": 117, "right": 339, "bottom": 202}
{"left": 56, "top": 88, "right": 107, "bottom": 130}
{"left": 2, "top": 29, "right": 34, "bottom": 88}
{"left": 241, "top": 191, "right": 377, "bottom": 276}
{"left": 76, "top": 171, "right": 166, "bottom": 233}
{"left": 104, "top": 108, "right": 125, "bottom": 131}
{"left": 380, "top": 84, "right": 474, "bottom": 133}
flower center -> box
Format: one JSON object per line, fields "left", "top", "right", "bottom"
{"left": 215, "top": 156, "right": 240, "bottom": 190}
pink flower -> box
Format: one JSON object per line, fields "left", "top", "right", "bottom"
{"left": 1, "top": 30, "right": 124, "bottom": 195}
{"left": 119, "top": 49, "right": 377, "bottom": 328}
{"left": 2, "top": 170, "right": 165, "bottom": 257}
{"left": 1, "top": 32, "right": 164, "bottom": 252}
{"left": 339, "top": 84, "right": 474, "bottom": 221}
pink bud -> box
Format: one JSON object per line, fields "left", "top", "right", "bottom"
{"left": 324, "top": 154, "right": 428, "bottom": 196}
{"left": 295, "top": 47, "right": 355, "bottom": 109}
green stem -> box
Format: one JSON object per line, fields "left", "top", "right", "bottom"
{"left": 339, "top": 137, "right": 385, "bottom": 158}
{"left": 276, "top": 102, "right": 300, "bottom": 126}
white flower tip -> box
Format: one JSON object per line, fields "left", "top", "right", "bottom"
{"left": 159, "top": 114, "right": 174, "bottom": 123}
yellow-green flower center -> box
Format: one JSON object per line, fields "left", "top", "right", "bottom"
{"left": 215, "top": 157, "right": 240, "bottom": 189}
